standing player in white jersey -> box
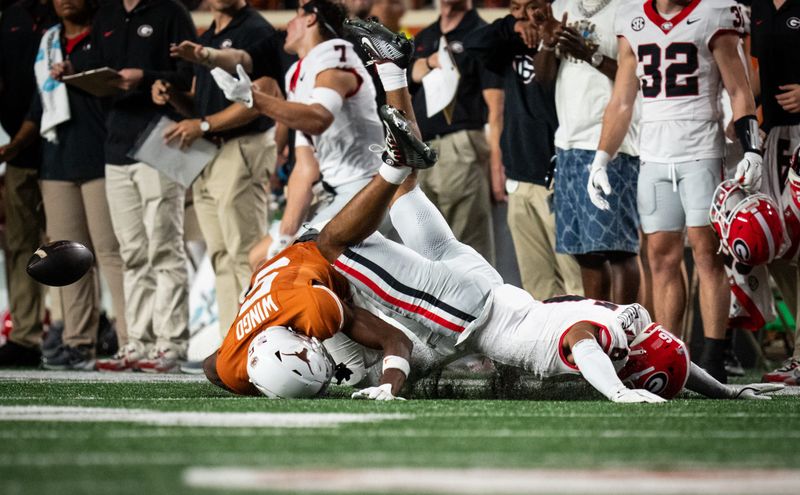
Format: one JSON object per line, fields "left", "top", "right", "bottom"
{"left": 586, "top": 0, "right": 762, "bottom": 382}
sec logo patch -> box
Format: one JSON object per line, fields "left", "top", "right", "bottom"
{"left": 631, "top": 17, "right": 645, "bottom": 31}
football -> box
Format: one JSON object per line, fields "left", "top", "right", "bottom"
{"left": 26, "top": 240, "right": 94, "bottom": 287}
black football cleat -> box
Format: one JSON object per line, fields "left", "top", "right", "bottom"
{"left": 379, "top": 104, "right": 437, "bottom": 169}
{"left": 342, "top": 17, "right": 414, "bottom": 69}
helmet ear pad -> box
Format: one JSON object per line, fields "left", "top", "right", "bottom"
{"left": 618, "top": 323, "right": 690, "bottom": 400}
{"left": 710, "top": 179, "right": 785, "bottom": 266}
{"left": 247, "top": 326, "right": 335, "bottom": 399}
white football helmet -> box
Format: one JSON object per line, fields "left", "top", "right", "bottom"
{"left": 247, "top": 326, "right": 335, "bottom": 398}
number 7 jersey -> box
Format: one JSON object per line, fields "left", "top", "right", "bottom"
{"left": 614, "top": 0, "right": 747, "bottom": 162}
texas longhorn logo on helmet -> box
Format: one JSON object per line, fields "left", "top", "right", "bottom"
{"left": 709, "top": 179, "right": 786, "bottom": 266}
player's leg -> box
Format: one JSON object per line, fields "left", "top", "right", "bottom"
{"left": 638, "top": 161, "right": 688, "bottom": 334}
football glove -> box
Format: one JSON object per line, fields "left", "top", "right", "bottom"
{"left": 211, "top": 64, "right": 253, "bottom": 108}
{"left": 267, "top": 234, "right": 294, "bottom": 260}
{"left": 609, "top": 384, "right": 667, "bottom": 403}
{"left": 732, "top": 382, "right": 784, "bottom": 400}
{"left": 351, "top": 383, "right": 406, "bottom": 401}
{"left": 587, "top": 151, "right": 613, "bottom": 210}
{"left": 734, "top": 152, "right": 763, "bottom": 192}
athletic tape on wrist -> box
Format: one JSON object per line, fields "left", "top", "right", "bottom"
{"left": 379, "top": 163, "right": 412, "bottom": 185}
{"left": 376, "top": 63, "right": 407, "bottom": 91}
{"left": 382, "top": 355, "right": 410, "bottom": 378}
{"left": 309, "top": 87, "right": 344, "bottom": 115}
{"left": 734, "top": 115, "right": 762, "bottom": 154}
{"left": 593, "top": 150, "right": 611, "bottom": 169}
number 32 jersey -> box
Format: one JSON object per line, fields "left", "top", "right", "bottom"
{"left": 615, "top": 0, "right": 747, "bottom": 162}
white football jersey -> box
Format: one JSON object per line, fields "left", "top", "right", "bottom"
{"left": 285, "top": 39, "right": 383, "bottom": 188}
{"left": 615, "top": 0, "right": 748, "bottom": 162}
{"left": 466, "top": 285, "right": 652, "bottom": 378}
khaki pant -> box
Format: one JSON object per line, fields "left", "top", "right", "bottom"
{"left": 4, "top": 166, "right": 45, "bottom": 348}
{"left": 105, "top": 163, "right": 189, "bottom": 356}
{"left": 419, "top": 129, "right": 495, "bottom": 265}
{"left": 507, "top": 181, "right": 583, "bottom": 300}
{"left": 41, "top": 179, "right": 127, "bottom": 348}
{"left": 193, "top": 130, "right": 276, "bottom": 333}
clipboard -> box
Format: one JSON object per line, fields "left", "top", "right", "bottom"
{"left": 63, "top": 67, "right": 123, "bottom": 97}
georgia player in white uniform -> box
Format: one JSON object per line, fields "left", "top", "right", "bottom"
{"left": 586, "top": 0, "right": 762, "bottom": 382}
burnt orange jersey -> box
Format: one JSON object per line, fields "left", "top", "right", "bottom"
{"left": 216, "top": 241, "right": 351, "bottom": 395}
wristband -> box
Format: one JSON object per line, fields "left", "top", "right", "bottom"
{"left": 379, "top": 162, "right": 412, "bottom": 185}
{"left": 376, "top": 62, "right": 408, "bottom": 91}
{"left": 538, "top": 39, "right": 556, "bottom": 52}
{"left": 309, "top": 87, "right": 344, "bottom": 115}
{"left": 733, "top": 115, "right": 762, "bottom": 155}
{"left": 592, "top": 150, "right": 611, "bottom": 169}
{"left": 382, "top": 355, "right": 410, "bottom": 378}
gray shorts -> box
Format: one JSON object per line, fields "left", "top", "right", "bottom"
{"left": 637, "top": 159, "right": 722, "bottom": 233}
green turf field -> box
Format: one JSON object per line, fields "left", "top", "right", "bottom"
{"left": 1, "top": 370, "right": 798, "bottom": 495}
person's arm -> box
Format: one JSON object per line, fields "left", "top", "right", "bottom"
{"left": 152, "top": 77, "right": 196, "bottom": 117}
{"left": 279, "top": 146, "right": 319, "bottom": 238}
{"left": 564, "top": 322, "right": 665, "bottom": 403}
{"left": 251, "top": 69, "right": 358, "bottom": 136}
{"left": 483, "top": 88, "right": 507, "bottom": 202}
{"left": 685, "top": 362, "right": 783, "bottom": 399}
{"left": 171, "top": 41, "right": 255, "bottom": 74}
{"left": 596, "top": 36, "right": 639, "bottom": 157}
{"left": 556, "top": 26, "right": 618, "bottom": 81}
{"left": 163, "top": 101, "right": 262, "bottom": 149}
{"left": 202, "top": 352, "right": 251, "bottom": 395}
{"left": 0, "top": 120, "right": 38, "bottom": 163}
{"left": 343, "top": 305, "right": 412, "bottom": 397}
{"left": 531, "top": 6, "right": 564, "bottom": 85}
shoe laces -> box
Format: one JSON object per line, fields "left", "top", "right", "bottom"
{"left": 779, "top": 358, "right": 800, "bottom": 372}
{"left": 369, "top": 126, "right": 403, "bottom": 165}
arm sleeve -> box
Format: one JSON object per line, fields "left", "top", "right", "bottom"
{"left": 685, "top": 362, "right": 735, "bottom": 399}
{"left": 572, "top": 338, "right": 626, "bottom": 400}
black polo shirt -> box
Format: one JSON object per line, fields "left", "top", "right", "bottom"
{"left": 245, "top": 29, "right": 296, "bottom": 92}
{"left": 409, "top": 9, "right": 503, "bottom": 141}
{"left": 27, "top": 29, "right": 107, "bottom": 181}
{"left": 751, "top": 0, "right": 800, "bottom": 131}
{"left": 465, "top": 14, "right": 558, "bottom": 186}
{"left": 0, "top": 0, "right": 57, "bottom": 169}
{"left": 89, "top": 0, "right": 196, "bottom": 165}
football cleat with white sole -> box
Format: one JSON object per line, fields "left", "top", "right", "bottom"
{"left": 95, "top": 343, "right": 146, "bottom": 372}
{"left": 136, "top": 346, "right": 181, "bottom": 374}
{"left": 379, "top": 104, "right": 437, "bottom": 169}
{"left": 763, "top": 357, "right": 800, "bottom": 383}
{"left": 342, "top": 17, "right": 414, "bottom": 69}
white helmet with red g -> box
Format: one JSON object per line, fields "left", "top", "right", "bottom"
{"left": 710, "top": 179, "right": 785, "bottom": 265}
{"left": 618, "top": 323, "right": 690, "bottom": 400}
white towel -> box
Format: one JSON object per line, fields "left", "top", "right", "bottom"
{"left": 35, "top": 25, "right": 70, "bottom": 143}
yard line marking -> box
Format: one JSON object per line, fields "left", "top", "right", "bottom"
{"left": 0, "top": 406, "right": 411, "bottom": 428}
{"left": 0, "top": 370, "right": 207, "bottom": 382}
{"left": 183, "top": 467, "right": 800, "bottom": 494}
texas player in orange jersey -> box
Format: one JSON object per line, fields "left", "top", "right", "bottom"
{"left": 203, "top": 28, "right": 438, "bottom": 398}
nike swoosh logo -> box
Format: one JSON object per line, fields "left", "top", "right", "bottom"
{"left": 104, "top": 30, "right": 114, "bottom": 37}
{"left": 686, "top": 18, "right": 700, "bottom": 25}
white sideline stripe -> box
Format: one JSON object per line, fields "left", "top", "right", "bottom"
{"left": 0, "top": 370, "right": 206, "bottom": 382}
{"left": 0, "top": 406, "right": 410, "bottom": 428}
{"left": 183, "top": 467, "right": 800, "bottom": 494}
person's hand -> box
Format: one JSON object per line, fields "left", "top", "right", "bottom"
{"left": 163, "top": 119, "right": 203, "bottom": 150}
{"left": 151, "top": 79, "right": 172, "bottom": 106}
{"left": 0, "top": 142, "right": 20, "bottom": 163}
{"left": 50, "top": 60, "right": 74, "bottom": 80}
{"left": 587, "top": 151, "right": 613, "bottom": 210}
{"left": 777, "top": 84, "right": 800, "bottom": 113}
{"left": 533, "top": 6, "right": 566, "bottom": 48}
{"left": 732, "top": 383, "right": 784, "bottom": 400}
{"left": 514, "top": 17, "right": 539, "bottom": 49}
{"left": 610, "top": 385, "right": 666, "bottom": 403}
{"left": 109, "top": 68, "right": 143, "bottom": 91}
{"left": 170, "top": 40, "right": 206, "bottom": 64}
{"left": 211, "top": 64, "right": 253, "bottom": 108}
{"left": 351, "top": 383, "right": 406, "bottom": 401}
{"left": 267, "top": 234, "right": 294, "bottom": 259}
{"left": 734, "top": 152, "right": 763, "bottom": 192}
{"left": 491, "top": 156, "right": 508, "bottom": 203}
{"left": 426, "top": 52, "right": 440, "bottom": 70}
{"left": 557, "top": 25, "right": 594, "bottom": 62}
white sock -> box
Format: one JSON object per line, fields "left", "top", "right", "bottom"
{"left": 376, "top": 63, "right": 407, "bottom": 91}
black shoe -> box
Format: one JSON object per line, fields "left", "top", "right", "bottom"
{"left": 42, "top": 345, "right": 95, "bottom": 371}
{"left": 379, "top": 104, "right": 437, "bottom": 169}
{"left": 724, "top": 348, "right": 745, "bottom": 377}
{"left": 41, "top": 321, "right": 63, "bottom": 359}
{"left": 342, "top": 17, "right": 414, "bottom": 69}
{"left": 0, "top": 341, "right": 42, "bottom": 367}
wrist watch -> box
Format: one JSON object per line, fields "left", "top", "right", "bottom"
{"left": 590, "top": 52, "right": 603, "bottom": 67}
{"left": 199, "top": 119, "right": 211, "bottom": 133}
